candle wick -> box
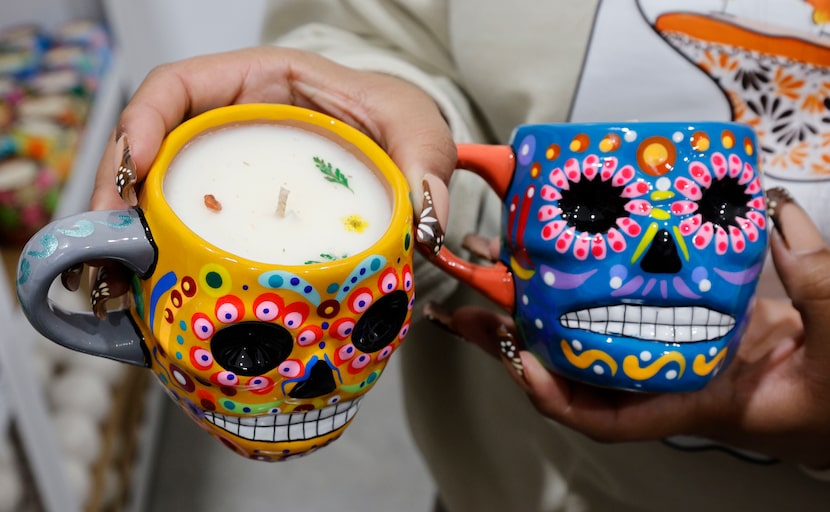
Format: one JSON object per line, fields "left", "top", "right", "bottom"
{"left": 277, "top": 186, "right": 290, "bottom": 218}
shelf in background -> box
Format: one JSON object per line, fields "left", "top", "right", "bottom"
{"left": 0, "top": 48, "right": 166, "bottom": 511}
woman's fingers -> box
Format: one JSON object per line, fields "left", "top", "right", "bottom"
{"left": 767, "top": 187, "right": 830, "bottom": 364}
{"left": 90, "top": 47, "right": 455, "bottom": 227}
{"left": 461, "top": 233, "right": 500, "bottom": 261}
{"left": 435, "top": 302, "right": 711, "bottom": 441}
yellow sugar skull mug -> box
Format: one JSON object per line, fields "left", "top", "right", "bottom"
{"left": 16, "top": 104, "right": 415, "bottom": 461}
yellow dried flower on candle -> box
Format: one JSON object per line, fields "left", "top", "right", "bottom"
{"left": 343, "top": 214, "right": 368, "bottom": 233}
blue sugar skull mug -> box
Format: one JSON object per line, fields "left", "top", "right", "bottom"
{"left": 431, "top": 121, "right": 769, "bottom": 393}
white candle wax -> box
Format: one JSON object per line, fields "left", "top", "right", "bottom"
{"left": 163, "top": 123, "right": 392, "bottom": 265}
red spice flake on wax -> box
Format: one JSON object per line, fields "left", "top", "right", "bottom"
{"left": 204, "top": 194, "right": 222, "bottom": 212}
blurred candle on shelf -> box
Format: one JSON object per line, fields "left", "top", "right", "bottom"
{"left": 163, "top": 123, "right": 392, "bottom": 265}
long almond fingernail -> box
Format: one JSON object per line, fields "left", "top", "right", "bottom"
{"left": 115, "top": 130, "right": 138, "bottom": 206}
{"left": 497, "top": 324, "right": 531, "bottom": 392}
{"left": 90, "top": 266, "right": 111, "bottom": 319}
{"left": 60, "top": 263, "right": 84, "bottom": 292}
{"left": 415, "top": 178, "right": 446, "bottom": 256}
{"left": 766, "top": 186, "right": 793, "bottom": 248}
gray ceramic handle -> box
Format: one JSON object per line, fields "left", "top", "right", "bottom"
{"left": 16, "top": 209, "right": 156, "bottom": 367}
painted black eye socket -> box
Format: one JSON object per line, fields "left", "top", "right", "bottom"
{"left": 558, "top": 176, "right": 629, "bottom": 234}
{"left": 211, "top": 322, "right": 293, "bottom": 376}
{"left": 352, "top": 290, "right": 408, "bottom": 353}
{"left": 696, "top": 176, "right": 751, "bottom": 229}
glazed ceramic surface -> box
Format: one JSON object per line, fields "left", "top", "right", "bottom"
{"left": 433, "top": 122, "right": 768, "bottom": 392}
{"left": 17, "top": 104, "right": 414, "bottom": 461}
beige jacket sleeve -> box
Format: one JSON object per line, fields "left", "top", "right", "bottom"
{"left": 261, "top": 0, "right": 485, "bottom": 144}
{"left": 259, "top": 0, "right": 499, "bottom": 308}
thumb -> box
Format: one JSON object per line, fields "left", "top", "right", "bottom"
{"left": 766, "top": 187, "right": 830, "bottom": 355}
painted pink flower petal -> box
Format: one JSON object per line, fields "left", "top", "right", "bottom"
{"left": 671, "top": 200, "right": 698, "bottom": 216}
{"left": 564, "top": 158, "right": 581, "bottom": 182}
{"left": 573, "top": 233, "right": 592, "bottom": 261}
{"left": 711, "top": 152, "right": 728, "bottom": 179}
{"left": 747, "top": 211, "right": 766, "bottom": 230}
{"left": 591, "top": 233, "right": 607, "bottom": 259}
{"left": 540, "top": 184, "right": 561, "bottom": 201}
{"left": 548, "top": 167, "right": 569, "bottom": 189}
{"left": 715, "top": 225, "right": 729, "bottom": 255}
{"left": 747, "top": 197, "right": 765, "bottom": 210}
{"left": 746, "top": 177, "right": 762, "bottom": 194}
{"left": 693, "top": 222, "right": 714, "bottom": 249}
{"left": 680, "top": 214, "right": 703, "bottom": 236}
{"left": 612, "top": 164, "right": 637, "bottom": 187}
{"left": 542, "top": 220, "right": 568, "bottom": 241}
{"left": 606, "top": 228, "right": 627, "bottom": 253}
{"left": 617, "top": 217, "right": 642, "bottom": 237}
{"left": 542, "top": 220, "right": 568, "bottom": 240}
{"left": 601, "top": 157, "right": 618, "bottom": 181}
{"left": 624, "top": 199, "right": 652, "bottom": 216}
{"left": 688, "top": 161, "right": 712, "bottom": 187}
{"left": 622, "top": 181, "right": 650, "bottom": 198}
{"left": 736, "top": 216, "right": 759, "bottom": 243}
{"left": 739, "top": 163, "right": 755, "bottom": 185}
{"left": 538, "top": 205, "right": 562, "bottom": 222}
{"left": 675, "top": 177, "right": 702, "bottom": 200}
{"left": 729, "top": 225, "right": 746, "bottom": 253}
{"left": 729, "top": 154, "right": 743, "bottom": 178}
{"left": 555, "top": 227, "right": 576, "bottom": 253}
{"left": 582, "top": 154, "right": 600, "bottom": 180}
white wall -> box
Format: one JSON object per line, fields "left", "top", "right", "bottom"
{"left": 103, "top": 0, "right": 268, "bottom": 93}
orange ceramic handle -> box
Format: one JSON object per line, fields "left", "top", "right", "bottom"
{"left": 431, "top": 144, "right": 516, "bottom": 313}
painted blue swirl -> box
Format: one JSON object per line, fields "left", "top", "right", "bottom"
{"left": 17, "top": 258, "right": 30, "bottom": 286}
{"left": 259, "top": 270, "right": 322, "bottom": 305}
{"left": 96, "top": 213, "right": 135, "bottom": 229}
{"left": 335, "top": 255, "right": 386, "bottom": 302}
{"left": 57, "top": 220, "right": 95, "bottom": 238}
{"left": 26, "top": 233, "right": 58, "bottom": 259}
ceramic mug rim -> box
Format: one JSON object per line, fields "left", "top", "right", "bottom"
{"left": 511, "top": 120, "right": 754, "bottom": 130}
{"left": 141, "top": 103, "right": 411, "bottom": 270}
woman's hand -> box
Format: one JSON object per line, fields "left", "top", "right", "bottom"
{"left": 80, "top": 46, "right": 456, "bottom": 314}
{"left": 96, "top": 46, "right": 455, "bottom": 210}
{"left": 432, "top": 188, "right": 830, "bottom": 468}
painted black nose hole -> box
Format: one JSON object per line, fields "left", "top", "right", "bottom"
{"left": 352, "top": 290, "right": 409, "bottom": 353}
{"left": 211, "top": 322, "right": 293, "bottom": 376}
{"left": 289, "top": 360, "right": 336, "bottom": 398}
{"left": 640, "top": 229, "right": 682, "bottom": 274}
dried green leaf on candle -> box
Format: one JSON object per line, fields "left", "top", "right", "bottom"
{"left": 313, "top": 157, "right": 353, "bottom": 192}
{"left": 304, "top": 253, "right": 349, "bottom": 265}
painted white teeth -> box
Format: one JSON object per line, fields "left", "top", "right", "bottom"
{"left": 560, "top": 305, "right": 735, "bottom": 343}
{"left": 203, "top": 399, "right": 361, "bottom": 442}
